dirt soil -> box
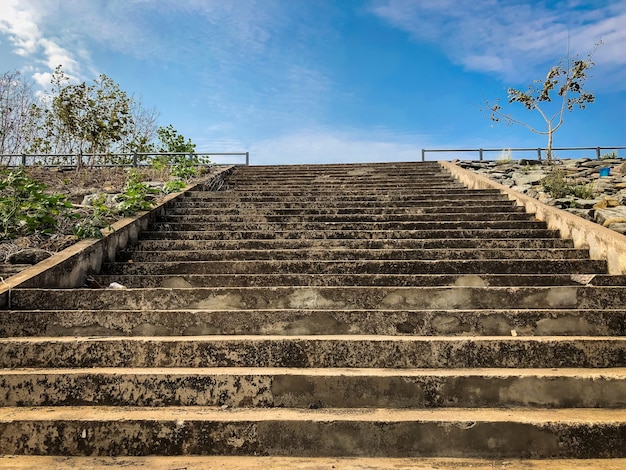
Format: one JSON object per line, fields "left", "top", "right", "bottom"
{"left": 0, "top": 165, "right": 213, "bottom": 263}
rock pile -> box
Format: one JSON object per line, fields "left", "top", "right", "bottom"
{"left": 459, "top": 158, "right": 626, "bottom": 235}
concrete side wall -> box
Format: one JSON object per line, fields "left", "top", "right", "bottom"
{"left": 440, "top": 161, "right": 626, "bottom": 275}
{"left": 0, "top": 166, "right": 234, "bottom": 308}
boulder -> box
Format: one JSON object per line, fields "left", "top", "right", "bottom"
{"left": 594, "top": 206, "right": 626, "bottom": 227}
{"left": 6, "top": 248, "right": 52, "bottom": 265}
{"left": 512, "top": 171, "right": 545, "bottom": 186}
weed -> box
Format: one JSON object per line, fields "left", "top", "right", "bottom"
{"left": 162, "top": 179, "right": 187, "bottom": 194}
{"left": 73, "top": 194, "right": 114, "bottom": 239}
{"left": 600, "top": 150, "right": 619, "bottom": 160}
{"left": 542, "top": 167, "right": 595, "bottom": 199}
{"left": 495, "top": 148, "right": 512, "bottom": 165}
{"left": 571, "top": 182, "right": 594, "bottom": 199}
{"left": 541, "top": 167, "right": 570, "bottom": 198}
{"left": 117, "top": 169, "right": 159, "bottom": 216}
{"left": 0, "top": 167, "right": 72, "bottom": 239}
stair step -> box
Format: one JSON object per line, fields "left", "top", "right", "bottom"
{"left": 117, "top": 248, "right": 590, "bottom": 263}
{"left": 1, "top": 368, "right": 624, "bottom": 408}
{"left": 0, "top": 406, "right": 625, "bottom": 457}
{"left": 100, "top": 259, "right": 607, "bottom": 276}
{"left": 13, "top": 286, "right": 622, "bottom": 311}
{"left": 0, "top": 335, "right": 624, "bottom": 368}
{"left": 138, "top": 228, "right": 562, "bottom": 241}
{"left": 2, "top": 456, "right": 625, "bottom": 470}
{"left": 167, "top": 203, "right": 522, "bottom": 215}
{"left": 157, "top": 212, "right": 533, "bottom": 223}
{"left": 149, "top": 220, "right": 547, "bottom": 232}
{"left": 89, "top": 273, "right": 616, "bottom": 288}
{"left": 130, "top": 238, "right": 575, "bottom": 251}
{"left": 4, "top": 308, "right": 624, "bottom": 337}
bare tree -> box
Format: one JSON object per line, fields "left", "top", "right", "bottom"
{"left": 0, "top": 71, "right": 37, "bottom": 158}
{"left": 485, "top": 42, "right": 601, "bottom": 162}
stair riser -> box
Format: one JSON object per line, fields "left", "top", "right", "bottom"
{"left": 3, "top": 309, "right": 624, "bottom": 337}
{"left": 167, "top": 204, "right": 521, "bottom": 215}
{"left": 181, "top": 194, "right": 507, "bottom": 203}
{"left": 170, "top": 199, "right": 512, "bottom": 209}
{"left": 117, "top": 249, "right": 590, "bottom": 263}
{"left": 130, "top": 238, "right": 574, "bottom": 251}
{"left": 149, "top": 222, "right": 548, "bottom": 233}
{"left": 138, "top": 228, "right": 562, "bottom": 241}
{"left": 13, "top": 286, "right": 622, "bottom": 311}
{"left": 0, "top": 338, "right": 623, "bottom": 368}
{"left": 89, "top": 273, "right": 608, "bottom": 288}
{"left": 1, "top": 373, "right": 624, "bottom": 408}
{"left": 101, "top": 259, "right": 607, "bottom": 276}
{"left": 157, "top": 213, "right": 533, "bottom": 223}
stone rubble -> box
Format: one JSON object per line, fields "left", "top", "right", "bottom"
{"left": 458, "top": 158, "right": 626, "bottom": 235}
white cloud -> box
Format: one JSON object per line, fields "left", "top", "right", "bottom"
{"left": 369, "top": 0, "right": 626, "bottom": 87}
{"left": 0, "top": 0, "right": 86, "bottom": 82}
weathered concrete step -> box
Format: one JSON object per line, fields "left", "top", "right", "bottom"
{"left": 221, "top": 184, "right": 464, "bottom": 192}
{"left": 1, "top": 368, "right": 624, "bottom": 408}
{"left": 4, "top": 308, "right": 624, "bottom": 337}
{"left": 173, "top": 198, "right": 513, "bottom": 208}
{"left": 10, "top": 286, "right": 623, "bottom": 311}
{"left": 131, "top": 237, "right": 575, "bottom": 251}
{"left": 101, "top": 259, "right": 606, "bottom": 276}
{"left": 167, "top": 203, "right": 522, "bottom": 216}
{"left": 3, "top": 457, "right": 626, "bottom": 470}
{"left": 223, "top": 183, "right": 458, "bottom": 193}
{"left": 167, "top": 203, "right": 524, "bottom": 217}
{"left": 184, "top": 189, "right": 505, "bottom": 200}
{"left": 138, "top": 228, "right": 562, "bottom": 241}
{"left": 0, "top": 336, "right": 624, "bottom": 368}
{"left": 90, "top": 273, "right": 616, "bottom": 289}
{"left": 148, "top": 221, "right": 549, "bottom": 233}
{"left": 118, "top": 248, "right": 590, "bottom": 263}
{"left": 157, "top": 212, "right": 533, "bottom": 224}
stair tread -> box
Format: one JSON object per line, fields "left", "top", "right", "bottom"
{"left": 1, "top": 456, "right": 624, "bottom": 470}
{"left": 2, "top": 406, "right": 626, "bottom": 423}
{"left": 3, "top": 367, "right": 626, "bottom": 377}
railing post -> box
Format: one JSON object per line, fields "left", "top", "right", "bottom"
{"left": 21, "top": 154, "right": 26, "bottom": 166}
{"left": 479, "top": 148, "right": 484, "bottom": 161}
{"left": 133, "top": 152, "right": 138, "bottom": 167}
{"left": 596, "top": 147, "right": 601, "bottom": 159}
{"left": 246, "top": 152, "right": 250, "bottom": 166}
{"left": 537, "top": 148, "right": 542, "bottom": 161}
{"left": 421, "top": 149, "right": 425, "bottom": 162}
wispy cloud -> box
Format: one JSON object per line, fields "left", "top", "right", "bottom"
{"left": 0, "top": 0, "right": 87, "bottom": 83}
{"left": 368, "top": 0, "right": 626, "bottom": 87}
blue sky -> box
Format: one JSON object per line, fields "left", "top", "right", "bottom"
{"left": 1, "top": 0, "right": 624, "bottom": 165}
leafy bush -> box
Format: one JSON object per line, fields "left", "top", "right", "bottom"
{"left": 0, "top": 167, "right": 72, "bottom": 239}
{"left": 117, "top": 169, "right": 159, "bottom": 216}
{"left": 171, "top": 157, "right": 199, "bottom": 179}
{"left": 542, "top": 167, "right": 595, "bottom": 199}
{"left": 73, "top": 194, "right": 114, "bottom": 239}
{"left": 162, "top": 179, "right": 186, "bottom": 194}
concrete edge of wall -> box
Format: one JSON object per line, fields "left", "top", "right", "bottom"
{"left": 440, "top": 160, "right": 626, "bottom": 275}
{"left": 0, "top": 165, "right": 235, "bottom": 308}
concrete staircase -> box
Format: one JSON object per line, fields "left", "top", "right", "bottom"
{"left": 1, "top": 161, "right": 625, "bottom": 461}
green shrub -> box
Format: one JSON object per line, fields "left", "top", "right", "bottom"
{"left": 542, "top": 167, "right": 595, "bottom": 199}
{"left": 73, "top": 194, "right": 114, "bottom": 239}
{"left": 0, "top": 167, "right": 72, "bottom": 239}
{"left": 118, "top": 169, "right": 159, "bottom": 216}
{"left": 163, "top": 179, "right": 186, "bottom": 194}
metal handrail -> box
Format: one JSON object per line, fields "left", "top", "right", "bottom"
{"left": 421, "top": 146, "right": 626, "bottom": 162}
{"left": 0, "top": 151, "right": 250, "bottom": 167}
